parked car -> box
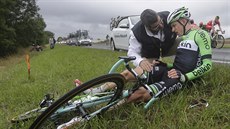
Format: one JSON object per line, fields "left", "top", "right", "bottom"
{"left": 109, "top": 15, "right": 140, "bottom": 51}
{"left": 78, "top": 38, "right": 92, "bottom": 46}
{"left": 66, "top": 38, "right": 78, "bottom": 46}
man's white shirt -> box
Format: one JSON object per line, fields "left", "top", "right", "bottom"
{"left": 127, "top": 26, "right": 165, "bottom": 67}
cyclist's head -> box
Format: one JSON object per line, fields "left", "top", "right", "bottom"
{"left": 167, "top": 7, "right": 191, "bottom": 35}
{"left": 167, "top": 7, "right": 191, "bottom": 25}
{"left": 199, "top": 22, "right": 203, "bottom": 27}
{"left": 190, "top": 19, "right": 194, "bottom": 24}
{"left": 215, "top": 16, "right": 219, "bottom": 19}
{"left": 141, "top": 9, "right": 163, "bottom": 34}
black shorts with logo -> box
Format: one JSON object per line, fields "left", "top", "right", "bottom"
{"left": 147, "top": 65, "right": 183, "bottom": 97}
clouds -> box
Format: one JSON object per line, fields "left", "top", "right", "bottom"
{"left": 37, "top": 0, "right": 230, "bottom": 39}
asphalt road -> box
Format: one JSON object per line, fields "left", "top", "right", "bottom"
{"left": 212, "top": 48, "right": 230, "bottom": 64}
{"left": 88, "top": 43, "right": 230, "bottom": 64}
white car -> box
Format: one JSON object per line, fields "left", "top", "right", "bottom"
{"left": 110, "top": 15, "right": 140, "bottom": 51}
{"left": 78, "top": 38, "right": 92, "bottom": 46}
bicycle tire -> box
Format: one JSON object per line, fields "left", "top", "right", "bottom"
{"left": 215, "top": 34, "right": 225, "bottom": 49}
{"left": 30, "top": 73, "right": 125, "bottom": 129}
{"left": 11, "top": 107, "right": 47, "bottom": 123}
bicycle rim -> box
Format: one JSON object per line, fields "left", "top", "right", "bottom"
{"left": 11, "top": 107, "right": 46, "bottom": 123}
{"left": 215, "top": 35, "right": 225, "bottom": 49}
{"left": 29, "top": 73, "right": 125, "bottom": 129}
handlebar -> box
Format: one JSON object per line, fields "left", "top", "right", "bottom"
{"left": 116, "top": 56, "right": 165, "bottom": 110}
{"left": 215, "top": 30, "right": 225, "bottom": 34}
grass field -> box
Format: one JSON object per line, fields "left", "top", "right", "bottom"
{"left": 223, "top": 39, "right": 230, "bottom": 48}
{"left": 0, "top": 45, "right": 229, "bottom": 129}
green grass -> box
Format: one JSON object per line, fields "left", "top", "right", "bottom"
{"left": 223, "top": 43, "right": 230, "bottom": 48}
{"left": 223, "top": 39, "right": 230, "bottom": 48}
{"left": 1, "top": 44, "right": 230, "bottom": 129}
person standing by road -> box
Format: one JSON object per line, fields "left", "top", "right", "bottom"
{"left": 49, "top": 37, "right": 56, "bottom": 49}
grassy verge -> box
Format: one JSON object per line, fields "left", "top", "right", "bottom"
{"left": 223, "top": 39, "right": 230, "bottom": 48}
{"left": 0, "top": 44, "right": 229, "bottom": 129}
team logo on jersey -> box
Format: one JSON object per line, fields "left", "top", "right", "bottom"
{"left": 192, "top": 63, "right": 212, "bottom": 76}
{"left": 197, "top": 31, "right": 210, "bottom": 50}
{"left": 178, "top": 40, "right": 198, "bottom": 51}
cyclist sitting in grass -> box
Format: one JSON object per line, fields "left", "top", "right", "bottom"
{"left": 126, "top": 7, "right": 212, "bottom": 103}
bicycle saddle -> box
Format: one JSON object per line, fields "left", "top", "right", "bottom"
{"left": 119, "top": 56, "right": 136, "bottom": 63}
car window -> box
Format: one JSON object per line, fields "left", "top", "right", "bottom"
{"left": 118, "top": 18, "right": 129, "bottom": 28}
{"left": 130, "top": 16, "right": 140, "bottom": 25}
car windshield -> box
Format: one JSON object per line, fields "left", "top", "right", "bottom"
{"left": 130, "top": 16, "right": 140, "bottom": 25}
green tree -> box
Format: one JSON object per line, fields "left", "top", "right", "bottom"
{"left": 57, "top": 37, "right": 63, "bottom": 42}
{"left": 12, "top": 0, "right": 46, "bottom": 47}
{"left": 0, "top": 0, "right": 17, "bottom": 57}
{"left": 43, "top": 31, "right": 55, "bottom": 44}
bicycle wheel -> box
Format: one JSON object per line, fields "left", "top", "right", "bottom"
{"left": 30, "top": 73, "right": 125, "bottom": 129}
{"left": 11, "top": 107, "right": 47, "bottom": 123}
{"left": 214, "top": 34, "right": 225, "bottom": 49}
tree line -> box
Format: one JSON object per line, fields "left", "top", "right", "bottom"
{"left": 0, "top": 0, "right": 53, "bottom": 57}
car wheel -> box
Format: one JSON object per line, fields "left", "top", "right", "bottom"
{"left": 110, "top": 40, "right": 117, "bottom": 51}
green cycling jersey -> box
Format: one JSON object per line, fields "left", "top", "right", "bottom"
{"left": 172, "top": 29, "right": 212, "bottom": 81}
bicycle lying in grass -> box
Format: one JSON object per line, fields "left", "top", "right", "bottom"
{"left": 211, "top": 30, "right": 225, "bottom": 49}
{"left": 12, "top": 56, "right": 166, "bottom": 129}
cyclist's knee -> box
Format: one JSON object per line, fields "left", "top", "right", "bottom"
{"left": 121, "top": 70, "right": 136, "bottom": 82}
{"left": 127, "top": 87, "right": 146, "bottom": 103}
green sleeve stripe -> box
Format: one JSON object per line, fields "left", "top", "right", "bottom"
{"left": 201, "top": 54, "right": 212, "bottom": 60}
{"left": 167, "top": 63, "right": 173, "bottom": 68}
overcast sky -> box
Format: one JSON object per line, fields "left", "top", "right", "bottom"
{"left": 37, "top": 0, "right": 230, "bottom": 39}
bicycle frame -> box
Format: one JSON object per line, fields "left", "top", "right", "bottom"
{"left": 54, "top": 57, "right": 163, "bottom": 128}
{"left": 110, "top": 57, "right": 165, "bottom": 109}
{"left": 29, "top": 56, "right": 165, "bottom": 129}
{"left": 108, "top": 58, "right": 125, "bottom": 73}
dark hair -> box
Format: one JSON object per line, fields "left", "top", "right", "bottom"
{"left": 140, "top": 9, "right": 158, "bottom": 27}
{"left": 190, "top": 19, "right": 194, "bottom": 24}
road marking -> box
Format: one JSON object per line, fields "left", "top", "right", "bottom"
{"left": 212, "top": 60, "right": 230, "bottom": 64}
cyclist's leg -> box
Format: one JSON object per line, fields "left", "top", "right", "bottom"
{"left": 126, "top": 65, "right": 169, "bottom": 103}
{"left": 127, "top": 78, "right": 183, "bottom": 103}
{"left": 84, "top": 66, "right": 144, "bottom": 94}
{"left": 126, "top": 87, "right": 152, "bottom": 103}
{"left": 121, "top": 66, "right": 143, "bottom": 81}
{"left": 211, "top": 26, "right": 216, "bottom": 37}
{"left": 107, "top": 64, "right": 169, "bottom": 103}
{"left": 111, "top": 65, "right": 170, "bottom": 106}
